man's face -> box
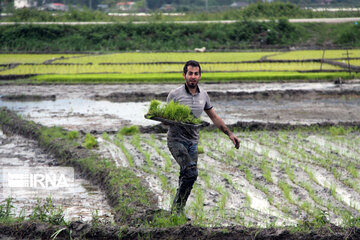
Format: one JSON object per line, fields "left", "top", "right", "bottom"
{"left": 183, "top": 65, "right": 201, "bottom": 89}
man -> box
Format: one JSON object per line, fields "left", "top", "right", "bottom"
{"left": 167, "top": 60, "right": 240, "bottom": 216}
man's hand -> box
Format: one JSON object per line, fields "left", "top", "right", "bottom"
{"left": 205, "top": 108, "right": 240, "bottom": 149}
{"left": 229, "top": 134, "right": 240, "bottom": 149}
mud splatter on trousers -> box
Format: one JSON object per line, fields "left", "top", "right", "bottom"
{"left": 168, "top": 140, "right": 198, "bottom": 214}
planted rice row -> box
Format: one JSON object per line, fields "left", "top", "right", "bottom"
{"left": 1, "top": 50, "right": 359, "bottom": 65}
{"left": 31, "top": 72, "right": 359, "bottom": 84}
{"left": 0, "top": 62, "right": 344, "bottom": 76}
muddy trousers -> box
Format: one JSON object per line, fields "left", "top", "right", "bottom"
{"left": 168, "top": 140, "right": 198, "bottom": 214}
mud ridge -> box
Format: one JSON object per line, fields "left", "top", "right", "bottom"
{"left": 92, "top": 120, "right": 360, "bottom": 135}
{"left": 1, "top": 94, "right": 56, "bottom": 101}
{"left": 0, "top": 74, "right": 37, "bottom": 80}
{"left": 95, "top": 88, "right": 360, "bottom": 102}
{"left": 228, "top": 120, "right": 360, "bottom": 130}
{"left": 1, "top": 220, "right": 360, "bottom": 240}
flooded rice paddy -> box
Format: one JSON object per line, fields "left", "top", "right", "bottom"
{"left": 1, "top": 81, "right": 360, "bottom": 227}
{"left": 1, "top": 81, "right": 360, "bottom": 132}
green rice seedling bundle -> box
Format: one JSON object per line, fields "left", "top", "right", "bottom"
{"left": 146, "top": 100, "right": 202, "bottom": 125}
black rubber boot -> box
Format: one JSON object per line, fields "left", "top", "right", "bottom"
{"left": 171, "top": 163, "right": 198, "bottom": 214}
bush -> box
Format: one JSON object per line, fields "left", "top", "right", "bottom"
{"left": 0, "top": 21, "right": 302, "bottom": 52}
{"left": 336, "top": 24, "right": 360, "bottom": 46}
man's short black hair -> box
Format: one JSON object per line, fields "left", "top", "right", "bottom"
{"left": 183, "top": 60, "right": 201, "bottom": 75}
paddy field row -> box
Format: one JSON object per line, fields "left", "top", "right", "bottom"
{"left": 0, "top": 50, "right": 359, "bottom": 83}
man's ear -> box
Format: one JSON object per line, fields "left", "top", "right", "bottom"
{"left": 183, "top": 72, "right": 186, "bottom": 79}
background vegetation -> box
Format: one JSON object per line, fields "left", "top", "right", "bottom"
{"left": 0, "top": 20, "right": 359, "bottom": 52}
{"left": 2, "top": 3, "right": 360, "bottom": 22}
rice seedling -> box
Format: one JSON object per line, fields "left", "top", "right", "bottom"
{"left": 145, "top": 136, "right": 172, "bottom": 172}
{"left": 260, "top": 159, "right": 273, "bottom": 184}
{"left": 245, "top": 193, "right": 251, "bottom": 208}
{"left": 268, "top": 49, "right": 360, "bottom": 60}
{"left": 130, "top": 134, "right": 153, "bottom": 167}
{"left": 278, "top": 180, "right": 294, "bottom": 204}
{"left": 190, "top": 185, "right": 206, "bottom": 224}
{"left": 118, "top": 125, "right": 139, "bottom": 136}
{"left": 301, "top": 182, "right": 323, "bottom": 205}
{"left": 102, "top": 132, "right": 110, "bottom": 141}
{"left": 214, "top": 185, "right": 229, "bottom": 216}
{"left": 146, "top": 100, "right": 203, "bottom": 125}
{"left": 114, "top": 137, "right": 134, "bottom": 168}
{"left": 243, "top": 167, "right": 253, "bottom": 183}
{"left": 199, "top": 170, "right": 211, "bottom": 189}
{"left": 31, "top": 71, "right": 360, "bottom": 84}
{"left": 54, "top": 52, "right": 277, "bottom": 64}
{"left": 5, "top": 61, "right": 344, "bottom": 76}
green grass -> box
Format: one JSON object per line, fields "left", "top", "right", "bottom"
{"left": 119, "top": 125, "right": 139, "bottom": 136}
{"left": 83, "top": 133, "right": 98, "bottom": 149}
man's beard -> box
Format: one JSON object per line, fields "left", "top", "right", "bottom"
{"left": 187, "top": 79, "right": 197, "bottom": 88}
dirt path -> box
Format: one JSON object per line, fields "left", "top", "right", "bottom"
{"left": 1, "top": 17, "right": 359, "bottom": 25}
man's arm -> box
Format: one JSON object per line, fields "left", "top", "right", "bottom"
{"left": 205, "top": 108, "right": 239, "bottom": 149}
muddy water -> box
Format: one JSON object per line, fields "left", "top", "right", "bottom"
{"left": 1, "top": 94, "right": 360, "bottom": 132}
{"left": 1, "top": 82, "right": 360, "bottom": 132}
{"left": 1, "top": 81, "right": 360, "bottom": 99}
{"left": 0, "top": 130, "right": 113, "bottom": 222}
{"left": 0, "top": 98, "right": 153, "bottom": 132}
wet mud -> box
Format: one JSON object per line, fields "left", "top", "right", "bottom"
{"left": 1, "top": 221, "right": 360, "bottom": 240}
{"left": 0, "top": 129, "right": 113, "bottom": 222}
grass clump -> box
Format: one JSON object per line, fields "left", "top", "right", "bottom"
{"left": 30, "top": 197, "right": 67, "bottom": 226}
{"left": 119, "top": 125, "right": 139, "bottom": 136}
{"left": 67, "top": 130, "right": 79, "bottom": 140}
{"left": 146, "top": 100, "right": 202, "bottom": 125}
{"left": 84, "top": 133, "right": 98, "bottom": 149}
{"left": 147, "top": 212, "right": 188, "bottom": 228}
